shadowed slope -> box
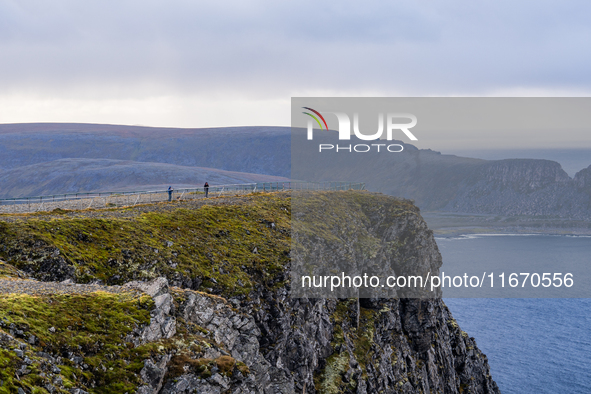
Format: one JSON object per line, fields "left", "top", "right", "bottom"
{"left": 0, "top": 123, "right": 291, "bottom": 177}
{"left": 0, "top": 158, "right": 289, "bottom": 198}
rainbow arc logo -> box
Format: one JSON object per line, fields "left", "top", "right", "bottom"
{"left": 302, "top": 107, "right": 329, "bottom": 131}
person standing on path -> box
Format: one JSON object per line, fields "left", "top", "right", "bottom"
{"left": 204, "top": 182, "right": 209, "bottom": 198}
{"left": 168, "top": 186, "right": 173, "bottom": 201}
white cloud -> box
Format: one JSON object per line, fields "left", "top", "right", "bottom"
{"left": 1, "top": 0, "right": 590, "bottom": 132}
{"left": 0, "top": 93, "right": 290, "bottom": 128}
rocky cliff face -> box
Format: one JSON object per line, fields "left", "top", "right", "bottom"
{"left": 443, "top": 159, "right": 591, "bottom": 219}
{"left": 291, "top": 192, "right": 442, "bottom": 299}
{"left": 574, "top": 165, "right": 591, "bottom": 190}
{"left": 479, "top": 159, "right": 570, "bottom": 192}
{"left": 293, "top": 135, "right": 591, "bottom": 220}
{"left": 0, "top": 192, "right": 500, "bottom": 393}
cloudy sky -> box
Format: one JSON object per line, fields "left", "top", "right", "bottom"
{"left": 1, "top": 0, "right": 590, "bottom": 130}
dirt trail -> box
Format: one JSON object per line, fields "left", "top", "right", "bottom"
{"left": 0, "top": 192, "right": 289, "bottom": 223}
{"left": 0, "top": 278, "right": 127, "bottom": 296}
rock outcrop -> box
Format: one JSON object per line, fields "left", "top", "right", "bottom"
{"left": 574, "top": 165, "right": 591, "bottom": 190}
{"left": 138, "top": 278, "right": 500, "bottom": 394}
{"left": 0, "top": 191, "right": 500, "bottom": 393}
{"left": 294, "top": 136, "right": 591, "bottom": 220}
{"left": 443, "top": 159, "right": 591, "bottom": 219}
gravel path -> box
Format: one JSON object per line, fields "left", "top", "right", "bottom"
{"left": 0, "top": 191, "right": 290, "bottom": 223}
{"left": 0, "top": 189, "right": 264, "bottom": 215}
{"left": 0, "top": 278, "right": 129, "bottom": 296}
{"left": 0, "top": 191, "right": 213, "bottom": 214}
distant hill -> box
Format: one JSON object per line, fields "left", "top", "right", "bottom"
{"left": 0, "top": 158, "right": 288, "bottom": 198}
{"left": 1, "top": 123, "right": 590, "bottom": 220}
{"left": 0, "top": 123, "right": 290, "bottom": 177}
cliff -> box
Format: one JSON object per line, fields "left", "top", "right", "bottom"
{"left": 574, "top": 165, "right": 591, "bottom": 190}
{"left": 0, "top": 191, "right": 500, "bottom": 393}
{"left": 442, "top": 159, "right": 591, "bottom": 219}
{"left": 293, "top": 134, "right": 591, "bottom": 220}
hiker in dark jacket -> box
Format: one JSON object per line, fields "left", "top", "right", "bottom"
{"left": 204, "top": 182, "right": 209, "bottom": 198}
{"left": 168, "top": 186, "right": 173, "bottom": 201}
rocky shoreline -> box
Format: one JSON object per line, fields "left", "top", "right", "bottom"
{"left": 423, "top": 211, "right": 591, "bottom": 238}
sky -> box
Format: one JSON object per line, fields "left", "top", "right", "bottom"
{"left": 1, "top": 0, "right": 591, "bottom": 146}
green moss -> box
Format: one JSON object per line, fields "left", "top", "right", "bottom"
{"left": 236, "top": 361, "right": 250, "bottom": 376}
{"left": 0, "top": 261, "right": 25, "bottom": 279}
{"left": 0, "top": 194, "right": 291, "bottom": 298}
{"left": 352, "top": 308, "right": 376, "bottom": 370}
{"left": 332, "top": 300, "right": 377, "bottom": 370}
{"left": 166, "top": 355, "right": 212, "bottom": 379}
{"left": 0, "top": 291, "right": 157, "bottom": 393}
{"left": 166, "top": 354, "right": 239, "bottom": 380}
{"left": 447, "top": 318, "right": 459, "bottom": 330}
{"left": 0, "top": 347, "right": 21, "bottom": 393}
{"left": 0, "top": 191, "right": 416, "bottom": 298}
{"left": 316, "top": 351, "right": 350, "bottom": 394}
{"left": 356, "top": 235, "right": 381, "bottom": 259}
{"left": 215, "top": 355, "right": 236, "bottom": 376}
{"left": 315, "top": 299, "right": 380, "bottom": 392}
{"left": 0, "top": 294, "right": 224, "bottom": 392}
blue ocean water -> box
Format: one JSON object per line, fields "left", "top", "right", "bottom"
{"left": 439, "top": 235, "right": 591, "bottom": 393}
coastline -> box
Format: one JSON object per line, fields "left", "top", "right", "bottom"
{"left": 423, "top": 211, "right": 591, "bottom": 238}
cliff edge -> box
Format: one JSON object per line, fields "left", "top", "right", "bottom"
{"left": 0, "top": 191, "right": 500, "bottom": 393}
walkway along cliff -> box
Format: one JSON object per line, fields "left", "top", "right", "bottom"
{"left": 0, "top": 191, "right": 500, "bottom": 393}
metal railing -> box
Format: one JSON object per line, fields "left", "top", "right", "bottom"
{"left": 0, "top": 181, "right": 365, "bottom": 214}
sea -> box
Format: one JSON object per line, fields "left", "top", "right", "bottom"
{"left": 437, "top": 234, "right": 591, "bottom": 393}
